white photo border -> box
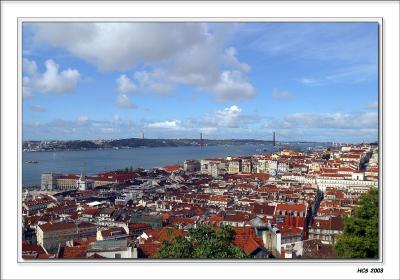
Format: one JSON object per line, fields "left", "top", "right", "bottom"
{"left": 1, "top": 2, "right": 399, "bottom": 279}
{"left": 17, "top": 17, "right": 384, "bottom": 264}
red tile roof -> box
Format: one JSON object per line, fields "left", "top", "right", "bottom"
{"left": 278, "top": 225, "right": 303, "bottom": 237}
{"left": 82, "top": 207, "right": 99, "bottom": 217}
{"left": 144, "top": 227, "right": 186, "bottom": 243}
{"left": 224, "top": 211, "right": 252, "bottom": 222}
{"left": 73, "top": 237, "right": 97, "bottom": 246}
{"left": 87, "top": 253, "right": 107, "bottom": 259}
{"left": 22, "top": 242, "right": 46, "bottom": 257}
{"left": 209, "top": 195, "right": 230, "bottom": 202}
{"left": 235, "top": 183, "right": 255, "bottom": 189}
{"left": 163, "top": 165, "right": 183, "bottom": 173}
{"left": 310, "top": 216, "right": 344, "bottom": 231}
{"left": 23, "top": 197, "right": 54, "bottom": 207}
{"left": 257, "top": 185, "right": 279, "bottom": 193}
{"left": 128, "top": 223, "right": 151, "bottom": 230}
{"left": 170, "top": 217, "right": 196, "bottom": 225}
{"left": 96, "top": 171, "right": 140, "bottom": 182}
{"left": 100, "top": 227, "right": 127, "bottom": 238}
{"left": 38, "top": 222, "right": 76, "bottom": 232}
{"left": 232, "top": 227, "right": 264, "bottom": 255}
{"left": 204, "top": 214, "right": 223, "bottom": 224}
{"left": 58, "top": 174, "right": 79, "bottom": 180}
{"left": 62, "top": 245, "right": 87, "bottom": 259}
{"left": 276, "top": 203, "right": 307, "bottom": 213}
{"left": 252, "top": 203, "right": 276, "bottom": 216}
{"left": 138, "top": 241, "right": 162, "bottom": 258}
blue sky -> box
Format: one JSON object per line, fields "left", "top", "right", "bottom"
{"left": 22, "top": 22, "right": 378, "bottom": 143}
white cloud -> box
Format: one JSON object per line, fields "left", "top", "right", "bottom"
{"left": 147, "top": 120, "right": 184, "bottom": 130}
{"left": 30, "top": 22, "right": 256, "bottom": 101}
{"left": 267, "top": 127, "right": 377, "bottom": 143}
{"left": 36, "top": 60, "right": 80, "bottom": 94}
{"left": 168, "top": 42, "right": 221, "bottom": 87}
{"left": 215, "top": 105, "right": 242, "bottom": 128}
{"left": 22, "top": 58, "right": 80, "bottom": 96}
{"left": 272, "top": 89, "right": 292, "bottom": 100}
{"left": 298, "top": 64, "right": 377, "bottom": 87}
{"left": 367, "top": 101, "right": 378, "bottom": 109}
{"left": 223, "top": 47, "right": 251, "bottom": 73}
{"left": 202, "top": 105, "right": 242, "bottom": 128}
{"left": 266, "top": 112, "right": 378, "bottom": 130}
{"left": 76, "top": 115, "right": 89, "bottom": 126}
{"left": 100, "top": 127, "right": 115, "bottom": 133}
{"left": 22, "top": 77, "right": 33, "bottom": 98}
{"left": 23, "top": 58, "right": 37, "bottom": 75}
{"left": 198, "top": 127, "right": 218, "bottom": 135}
{"left": 298, "top": 78, "right": 320, "bottom": 86}
{"left": 142, "top": 105, "right": 261, "bottom": 137}
{"left": 133, "top": 61, "right": 254, "bottom": 101}
{"left": 31, "top": 22, "right": 209, "bottom": 71}
{"left": 210, "top": 71, "right": 255, "bottom": 101}
{"left": 30, "top": 105, "right": 46, "bottom": 112}
{"left": 116, "top": 94, "right": 136, "bottom": 109}
{"left": 116, "top": 74, "right": 137, "bottom": 94}
{"left": 23, "top": 117, "right": 138, "bottom": 140}
{"left": 134, "top": 70, "right": 173, "bottom": 95}
{"left": 246, "top": 23, "right": 377, "bottom": 64}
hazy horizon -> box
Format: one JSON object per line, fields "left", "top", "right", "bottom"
{"left": 23, "top": 136, "right": 367, "bottom": 145}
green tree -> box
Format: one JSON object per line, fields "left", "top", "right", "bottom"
{"left": 334, "top": 188, "right": 379, "bottom": 258}
{"left": 156, "top": 236, "right": 193, "bottom": 258}
{"left": 188, "top": 224, "right": 216, "bottom": 244}
{"left": 321, "top": 154, "right": 331, "bottom": 160}
{"left": 155, "top": 224, "right": 247, "bottom": 259}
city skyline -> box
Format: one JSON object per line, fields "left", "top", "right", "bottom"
{"left": 22, "top": 22, "right": 378, "bottom": 142}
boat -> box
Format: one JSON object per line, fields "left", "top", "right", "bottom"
{"left": 25, "top": 160, "right": 39, "bottom": 164}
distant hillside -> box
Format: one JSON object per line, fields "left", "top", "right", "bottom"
{"left": 108, "top": 138, "right": 273, "bottom": 148}
{"left": 23, "top": 138, "right": 276, "bottom": 151}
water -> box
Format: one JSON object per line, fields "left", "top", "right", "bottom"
{"left": 22, "top": 143, "right": 327, "bottom": 187}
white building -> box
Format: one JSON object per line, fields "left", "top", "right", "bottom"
{"left": 316, "top": 177, "right": 377, "bottom": 191}
{"left": 41, "top": 173, "right": 61, "bottom": 191}
{"left": 76, "top": 174, "right": 94, "bottom": 191}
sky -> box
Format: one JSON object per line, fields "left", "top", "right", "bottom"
{"left": 22, "top": 22, "right": 379, "bottom": 143}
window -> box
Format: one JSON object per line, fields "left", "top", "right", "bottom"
{"left": 115, "top": 253, "right": 121, "bottom": 258}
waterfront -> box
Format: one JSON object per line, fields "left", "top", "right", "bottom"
{"left": 22, "top": 143, "right": 327, "bottom": 187}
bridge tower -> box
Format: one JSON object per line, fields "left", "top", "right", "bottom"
{"left": 273, "top": 131, "right": 276, "bottom": 147}
{"left": 200, "top": 132, "right": 204, "bottom": 147}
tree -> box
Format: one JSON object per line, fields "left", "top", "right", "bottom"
{"left": 322, "top": 153, "right": 331, "bottom": 160}
{"left": 334, "top": 188, "right": 379, "bottom": 258}
{"left": 156, "top": 237, "right": 193, "bottom": 258}
{"left": 155, "top": 224, "right": 247, "bottom": 259}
